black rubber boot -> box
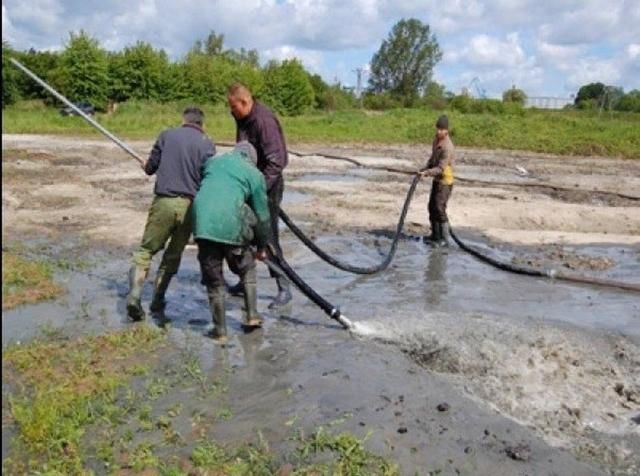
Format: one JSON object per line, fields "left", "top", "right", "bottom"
{"left": 241, "top": 268, "right": 263, "bottom": 330}
{"left": 423, "top": 220, "right": 438, "bottom": 244}
{"left": 427, "top": 222, "right": 443, "bottom": 247}
{"left": 206, "top": 286, "right": 227, "bottom": 343}
{"left": 150, "top": 270, "right": 173, "bottom": 313}
{"left": 268, "top": 277, "right": 292, "bottom": 310}
{"left": 126, "top": 265, "right": 148, "bottom": 321}
{"left": 438, "top": 222, "right": 450, "bottom": 247}
{"left": 226, "top": 280, "right": 245, "bottom": 297}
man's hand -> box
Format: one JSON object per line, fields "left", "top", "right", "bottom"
{"left": 255, "top": 249, "right": 268, "bottom": 261}
{"left": 141, "top": 160, "right": 148, "bottom": 172}
{"left": 416, "top": 169, "right": 430, "bottom": 177}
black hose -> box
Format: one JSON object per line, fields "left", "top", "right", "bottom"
{"left": 448, "top": 227, "right": 549, "bottom": 277}
{"left": 280, "top": 173, "right": 640, "bottom": 293}
{"left": 263, "top": 256, "right": 352, "bottom": 329}
{"left": 279, "top": 175, "right": 421, "bottom": 275}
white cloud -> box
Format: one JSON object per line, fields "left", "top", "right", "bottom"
{"left": 565, "top": 57, "right": 622, "bottom": 89}
{"left": 2, "top": 4, "right": 17, "bottom": 42}
{"left": 448, "top": 33, "right": 527, "bottom": 67}
{"left": 2, "top": 0, "right": 639, "bottom": 96}
{"left": 262, "top": 46, "right": 324, "bottom": 74}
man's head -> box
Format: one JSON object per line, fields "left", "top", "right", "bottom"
{"left": 227, "top": 83, "right": 254, "bottom": 120}
{"left": 183, "top": 107, "right": 205, "bottom": 126}
{"left": 435, "top": 114, "right": 449, "bottom": 140}
{"left": 234, "top": 140, "right": 258, "bottom": 166}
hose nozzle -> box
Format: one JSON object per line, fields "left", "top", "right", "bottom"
{"left": 330, "top": 308, "right": 353, "bottom": 330}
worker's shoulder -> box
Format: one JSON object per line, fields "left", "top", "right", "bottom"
{"left": 440, "top": 136, "right": 455, "bottom": 151}
{"left": 254, "top": 101, "right": 280, "bottom": 123}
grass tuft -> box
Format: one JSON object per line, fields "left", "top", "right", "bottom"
{"left": 2, "top": 325, "right": 165, "bottom": 474}
{"left": 2, "top": 251, "right": 64, "bottom": 310}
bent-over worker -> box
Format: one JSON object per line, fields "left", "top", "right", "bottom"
{"left": 193, "top": 142, "right": 271, "bottom": 343}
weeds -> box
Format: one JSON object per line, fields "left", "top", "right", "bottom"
{"left": 2, "top": 325, "right": 165, "bottom": 474}
{"left": 295, "top": 427, "right": 399, "bottom": 475}
{"left": 3, "top": 100, "right": 640, "bottom": 158}
{"left": 2, "top": 251, "right": 64, "bottom": 309}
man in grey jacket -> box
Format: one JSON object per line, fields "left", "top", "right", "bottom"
{"left": 126, "top": 107, "right": 216, "bottom": 321}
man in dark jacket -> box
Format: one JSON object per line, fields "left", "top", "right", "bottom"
{"left": 418, "top": 114, "right": 455, "bottom": 247}
{"left": 126, "top": 107, "right": 216, "bottom": 321}
{"left": 226, "top": 83, "right": 292, "bottom": 309}
{"left": 193, "top": 142, "right": 271, "bottom": 343}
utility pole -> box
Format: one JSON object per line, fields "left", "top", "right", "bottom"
{"left": 353, "top": 67, "right": 364, "bottom": 108}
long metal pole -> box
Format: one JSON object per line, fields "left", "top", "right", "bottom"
{"left": 9, "top": 57, "right": 145, "bottom": 165}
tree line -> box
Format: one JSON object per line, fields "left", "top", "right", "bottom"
{"left": 3, "top": 19, "right": 639, "bottom": 115}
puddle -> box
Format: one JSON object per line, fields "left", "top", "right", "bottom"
{"left": 281, "top": 190, "right": 311, "bottom": 206}
{"left": 2, "top": 233, "right": 639, "bottom": 473}
{"left": 296, "top": 171, "right": 371, "bottom": 183}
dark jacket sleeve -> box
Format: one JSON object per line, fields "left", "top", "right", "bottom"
{"left": 257, "top": 117, "right": 287, "bottom": 191}
{"left": 145, "top": 131, "right": 165, "bottom": 175}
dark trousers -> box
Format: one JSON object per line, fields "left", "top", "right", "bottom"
{"left": 428, "top": 182, "right": 453, "bottom": 223}
{"left": 267, "top": 176, "right": 285, "bottom": 278}
{"left": 197, "top": 239, "right": 255, "bottom": 288}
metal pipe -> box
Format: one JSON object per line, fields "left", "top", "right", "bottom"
{"left": 9, "top": 57, "right": 145, "bottom": 165}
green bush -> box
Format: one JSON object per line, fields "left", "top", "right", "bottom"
{"left": 362, "top": 92, "right": 402, "bottom": 110}
{"left": 262, "top": 59, "right": 314, "bottom": 116}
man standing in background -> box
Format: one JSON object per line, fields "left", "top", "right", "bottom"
{"left": 126, "top": 107, "right": 216, "bottom": 321}
{"left": 226, "top": 83, "right": 292, "bottom": 309}
{"left": 418, "top": 114, "right": 455, "bottom": 247}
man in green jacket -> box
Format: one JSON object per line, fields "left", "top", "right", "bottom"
{"left": 193, "top": 142, "right": 271, "bottom": 342}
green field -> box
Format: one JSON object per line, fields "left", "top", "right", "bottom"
{"left": 3, "top": 100, "right": 639, "bottom": 158}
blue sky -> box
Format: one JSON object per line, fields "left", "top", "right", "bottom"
{"left": 3, "top": 0, "right": 639, "bottom": 98}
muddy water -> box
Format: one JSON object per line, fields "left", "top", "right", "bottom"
{"left": 3, "top": 229, "right": 639, "bottom": 474}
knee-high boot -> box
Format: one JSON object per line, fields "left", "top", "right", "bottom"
{"left": 126, "top": 265, "right": 148, "bottom": 321}
{"left": 206, "top": 286, "right": 227, "bottom": 343}
{"left": 150, "top": 269, "right": 173, "bottom": 313}
{"left": 242, "top": 267, "right": 263, "bottom": 328}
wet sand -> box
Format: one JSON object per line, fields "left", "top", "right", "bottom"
{"left": 2, "top": 135, "right": 640, "bottom": 474}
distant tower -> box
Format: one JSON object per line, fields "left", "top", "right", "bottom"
{"left": 353, "top": 67, "right": 365, "bottom": 107}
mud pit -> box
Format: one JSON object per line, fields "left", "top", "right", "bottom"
{"left": 2, "top": 134, "right": 640, "bottom": 474}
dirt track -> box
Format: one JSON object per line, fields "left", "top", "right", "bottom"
{"left": 3, "top": 134, "right": 639, "bottom": 248}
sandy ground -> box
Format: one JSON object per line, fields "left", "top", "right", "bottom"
{"left": 3, "top": 134, "right": 639, "bottom": 248}
{"left": 2, "top": 134, "right": 640, "bottom": 475}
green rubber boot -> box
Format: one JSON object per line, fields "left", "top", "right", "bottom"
{"left": 150, "top": 270, "right": 173, "bottom": 313}
{"left": 242, "top": 268, "right": 263, "bottom": 329}
{"left": 126, "top": 265, "right": 148, "bottom": 321}
{"left": 207, "top": 286, "right": 227, "bottom": 343}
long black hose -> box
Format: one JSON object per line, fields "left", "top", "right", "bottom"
{"left": 279, "top": 175, "right": 421, "bottom": 275}
{"left": 280, "top": 174, "right": 640, "bottom": 293}
{"left": 263, "top": 256, "right": 353, "bottom": 329}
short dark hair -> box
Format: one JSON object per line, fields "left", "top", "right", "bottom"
{"left": 183, "top": 107, "right": 204, "bottom": 126}
{"left": 227, "top": 82, "right": 252, "bottom": 99}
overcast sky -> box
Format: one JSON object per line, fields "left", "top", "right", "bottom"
{"left": 3, "top": 0, "right": 639, "bottom": 98}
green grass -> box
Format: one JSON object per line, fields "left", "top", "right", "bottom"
{"left": 3, "top": 100, "right": 639, "bottom": 158}
{"left": 2, "top": 325, "right": 165, "bottom": 474}
{"left": 2, "top": 251, "right": 64, "bottom": 310}
{"left": 2, "top": 323, "right": 400, "bottom": 475}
